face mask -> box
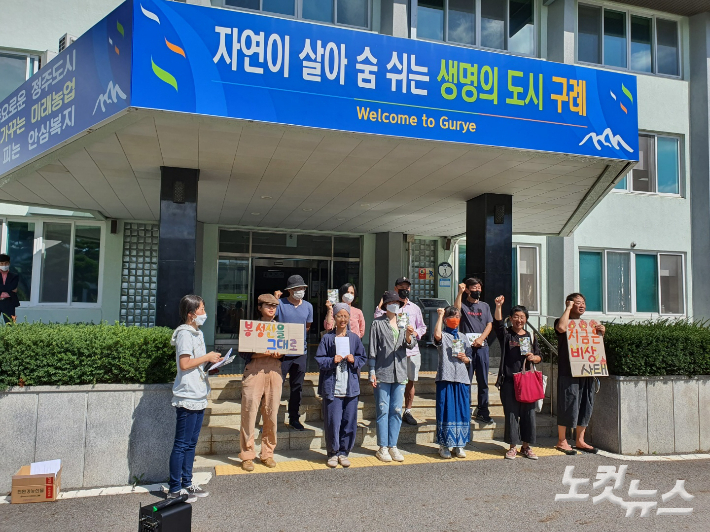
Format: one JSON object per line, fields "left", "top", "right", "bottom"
{"left": 386, "top": 303, "right": 400, "bottom": 314}
{"left": 342, "top": 293, "right": 355, "bottom": 304}
{"left": 194, "top": 313, "right": 207, "bottom": 326}
{"left": 469, "top": 290, "right": 481, "bottom": 300}
{"left": 445, "top": 317, "right": 460, "bottom": 329}
{"left": 292, "top": 290, "right": 306, "bottom": 300}
{"left": 0, "top": 266, "right": 8, "bottom": 272}
{"left": 398, "top": 289, "right": 410, "bottom": 300}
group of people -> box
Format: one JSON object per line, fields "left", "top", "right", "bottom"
{"left": 166, "top": 274, "right": 605, "bottom": 503}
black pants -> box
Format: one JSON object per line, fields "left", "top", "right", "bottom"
{"left": 472, "top": 345, "right": 490, "bottom": 417}
{"left": 557, "top": 376, "right": 595, "bottom": 429}
{"left": 281, "top": 355, "right": 307, "bottom": 421}
{"left": 500, "top": 380, "right": 537, "bottom": 446}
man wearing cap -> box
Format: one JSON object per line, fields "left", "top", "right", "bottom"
{"left": 374, "top": 277, "right": 427, "bottom": 426}
{"left": 455, "top": 278, "right": 494, "bottom": 424}
{"left": 274, "top": 275, "right": 313, "bottom": 431}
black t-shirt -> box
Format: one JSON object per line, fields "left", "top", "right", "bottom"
{"left": 555, "top": 318, "right": 572, "bottom": 378}
{"left": 493, "top": 320, "right": 540, "bottom": 381}
{"left": 459, "top": 299, "right": 493, "bottom": 335}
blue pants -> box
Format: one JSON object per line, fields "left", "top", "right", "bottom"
{"left": 169, "top": 407, "right": 204, "bottom": 493}
{"left": 374, "top": 382, "right": 405, "bottom": 447}
{"left": 472, "top": 345, "right": 490, "bottom": 418}
{"left": 323, "top": 396, "right": 359, "bottom": 457}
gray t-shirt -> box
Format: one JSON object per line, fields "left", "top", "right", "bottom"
{"left": 171, "top": 325, "right": 210, "bottom": 410}
{"left": 434, "top": 332, "right": 472, "bottom": 384}
{"left": 459, "top": 300, "right": 493, "bottom": 335}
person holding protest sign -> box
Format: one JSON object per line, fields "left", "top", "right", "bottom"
{"left": 554, "top": 293, "right": 606, "bottom": 455}
{"left": 454, "top": 277, "right": 494, "bottom": 423}
{"left": 323, "top": 283, "right": 366, "bottom": 338}
{"left": 315, "top": 303, "right": 367, "bottom": 468}
{"left": 432, "top": 306, "right": 472, "bottom": 459}
{"left": 168, "top": 295, "right": 223, "bottom": 502}
{"left": 493, "top": 296, "right": 542, "bottom": 460}
{"left": 369, "top": 290, "right": 417, "bottom": 462}
{"left": 238, "top": 294, "right": 284, "bottom": 472}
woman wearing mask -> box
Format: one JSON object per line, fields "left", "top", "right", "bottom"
{"left": 493, "top": 296, "right": 542, "bottom": 460}
{"left": 324, "top": 283, "right": 366, "bottom": 339}
{"left": 238, "top": 294, "right": 284, "bottom": 472}
{"left": 432, "top": 306, "right": 472, "bottom": 459}
{"left": 368, "top": 291, "right": 416, "bottom": 462}
{"left": 315, "top": 303, "right": 367, "bottom": 467}
{"left": 168, "top": 295, "right": 223, "bottom": 503}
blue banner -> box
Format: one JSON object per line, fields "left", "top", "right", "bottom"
{"left": 132, "top": 0, "right": 638, "bottom": 160}
{"left": 0, "top": 1, "right": 133, "bottom": 177}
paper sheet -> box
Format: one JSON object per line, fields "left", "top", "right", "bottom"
{"left": 335, "top": 337, "right": 350, "bottom": 357}
{"left": 209, "top": 348, "right": 234, "bottom": 370}
{"left": 30, "top": 459, "right": 61, "bottom": 476}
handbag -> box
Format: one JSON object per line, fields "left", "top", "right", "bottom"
{"left": 513, "top": 359, "right": 545, "bottom": 404}
{"left": 535, "top": 374, "right": 548, "bottom": 413}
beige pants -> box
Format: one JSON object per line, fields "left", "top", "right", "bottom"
{"left": 239, "top": 356, "right": 283, "bottom": 461}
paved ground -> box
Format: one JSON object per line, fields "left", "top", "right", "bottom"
{"left": 2, "top": 440, "right": 708, "bottom": 532}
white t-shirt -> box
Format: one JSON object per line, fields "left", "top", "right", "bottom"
{"left": 171, "top": 325, "right": 210, "bottom": 410}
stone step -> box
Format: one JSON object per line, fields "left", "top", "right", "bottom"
{"left": 196, "top": 415, "right": 558, "bottom": 455}
{"left": 202, "top": 393, "right": 511, "bottom": 428}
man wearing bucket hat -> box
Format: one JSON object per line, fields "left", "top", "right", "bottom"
{"left": 374, "top": 277, "right": 427, "bottom": 426}
{"left": 274, "top": 274, "right": 313, "bottom": 431}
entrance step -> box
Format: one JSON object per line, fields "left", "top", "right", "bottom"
{"left": 196, "top": 415, "right": 558, "bottom": 456}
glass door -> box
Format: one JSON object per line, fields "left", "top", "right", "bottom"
{"left": 215, "top": 257, "right": 250, "bottom": 342}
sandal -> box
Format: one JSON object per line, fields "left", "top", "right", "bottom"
{"left": 574, "top": 445, "right": 598, "bottom": 454}
{"left": 521, "top": 446, "right": 538, "bottom": 460}
{"left": 504, "top": 447, "right": 517, "bottom": 460}
{"left": 555, "top": 446, "right": 578, "bottom": 455}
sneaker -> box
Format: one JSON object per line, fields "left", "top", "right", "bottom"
{"left": 389, "top": 446, "right": 405, "bottom": 462}
{"left": 185, "top": 483, "right": 208, "bottom": 498}
{"left": 338, "top": 455, "right": 351, "bottom": 468}
{"left": 520, "top": 446, "right": 538, "bottom": 460}
{"left": 375, "top": 446, "right": 392, "bottom": 462}
{"left": 167, "top": 489, "right": 196, "bottom": 504}
{"left": 505, "top": 447, "right": 517, "bottom": 460}
{"left": 261, "top": 457, "right": 277, "bottom": 468}
{"left": 242, "top": 459, "right": 255, "bottom": 472}
{"left": 327, "top": 455, "right": 339, "bottom": 468}
{"left": 402, "top": 411, "right": 418, "bottom": 426}
{"left": 289, "top": 419, "right": 305, "bottom": 431}
{"left": 476, "top": 414, "right": 493, "bottom": 424}
{"left": 453, "top": 447, "right": 466, "bottom": 458}
{"left": 438, "top": 445, "right": 452, "bottom": 459}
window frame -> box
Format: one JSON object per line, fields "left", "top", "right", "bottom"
{"left": 0, "top": 218, "right": 105, "bottom": 308}
{"left": 513, "top": 243, "right": 540, "bottom": 314}
{"left": 576, "top": 1, "right": 682, "bottom": 79}
{"left": 0, "top": 49, "right": 40, "bottom": 101}
{"left": 579, "top": 247, "right": 686, "bottom": 317}
{"left": 612, "top": 132, "right": 683, "bottom": 197}
{"left": 413, "top": 0, "right": 538, "bottom": 57}
{"left": 218, "top": 0, "right": 373, "bottom": 31}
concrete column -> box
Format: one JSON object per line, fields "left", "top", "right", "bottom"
{"left": 465, "top": 194, "right": 512, "bottom": 316}
{"left": 156, "top": 166, "right": 199, "bottom": 328}
{"left": 546, "top": 235, "right": 575, "bottom": 320}
{"left": 545, "top": 0, "right": 576, "bottom": 64}
{"left": 690, "top": 13, "right": 710, "bottom": 320}
{"left": 380, "top": 0, "right": 409, "bottom": 38}
{"left": 375, "top": 232, "right": 405, "bottom": 300}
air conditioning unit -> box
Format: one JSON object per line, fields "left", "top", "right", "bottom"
{"left": 40, "top": 50, "right": 57, "bottom": 69}
{"left": 58, "top": 33, "right": 78, "bottom": 52}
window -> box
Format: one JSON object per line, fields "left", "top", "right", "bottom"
{"left": 577, "top": 4, "right": 680, "bottom": 77}
{"left": 614, "top": 134, "right": 681, "bottom": 195}
{"left": 579, "top": 250, "right": 685, "bottom": 315}
{"left": 0, "top": 51, "right": 39, "bottom": 102}
{"left": 418, "top": 0, "right": 536, "bottom": 55}
{"left": 3, "top": 220, "right": 103, "bottom": 306}
{"left": 222, "top": 0, "right": 370, "bottom": 28}
{"left": 512, "top": 245, "right": 538, "bottom": 311}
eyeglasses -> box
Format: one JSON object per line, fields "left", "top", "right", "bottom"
{"left": 262, "top": 303, "right": 278, "bottom": 308}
